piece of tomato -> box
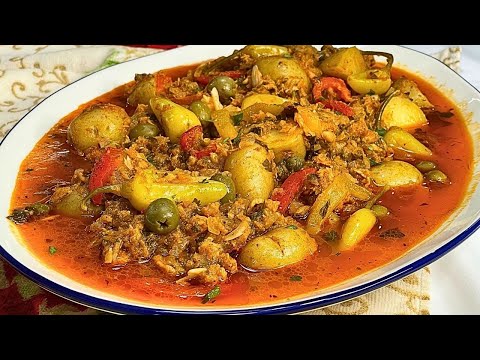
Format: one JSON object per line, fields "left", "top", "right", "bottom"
{"left": 88, "top": 148, "right": 123, "bottom": 205}
{"left": 272, "top": 168, "right": 317, "bottom": 214}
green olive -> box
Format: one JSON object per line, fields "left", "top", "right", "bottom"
{"left": 67, "top": 103, "right": 130, "bottom": 153}
{"left": 190, "top": 100, "right": 212, "bottom": 123}
{"left": 285, "top": 156, "right": 305, "bottom": 172}
{"left": 211, "top": 173, "right": 236, "bottom": 204}
{"left": 129, "top": 123, "right": 160, "bottom": 141}
{"left": 145, "top": 198, "right": 180, "bottom": 235}
{"left": 371, "top": 205, "right": 390, "bottom": 218}
{"left": 416, "top": 161, "right": 437, "bottom": 173}
{"left": 425, "top": 170, "right": 449, "bottom": 184}
{"left": 206, "top": 76, "right": 237, "bottom": 104}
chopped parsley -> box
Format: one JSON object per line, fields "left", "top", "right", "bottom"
{"left": 290, "top": 275, "right": 302, "bottom": 282}
{"left": 319, "top": 200, "right": 330, "bottom": 219}
{"left": 323, "top": 230, "right": 339, "bottom": 242}
{"left": 201, "top": 285, "right": 221, "bottom": 304}
{"left": 146, "top": 154, "right": 156, "bottom": 164}
{"left": 232, "top": 113, "right": 243, "bottom": 126}
{"left": 49, "top": 246, "right": 57, "bottom": 255}
{"left": 286, "top": 225, "right": 298, "bottom": 230}
{"left": 379, "top": 228, "right": 405, "bottom": 239}
{"left": 376, "top": 128, "right": 387, "bottom": 137}
{"left": 232, "top": 129, "right": 244, "bottom": 146}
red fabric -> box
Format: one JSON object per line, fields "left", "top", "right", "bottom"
{"left": 128, "top": 45, "right": 181, "bottom": 50}
{"left": 0, "top": 45, "right": 180, "bottom": 315}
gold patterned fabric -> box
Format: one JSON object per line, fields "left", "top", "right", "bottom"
{"left": 0, "top": 45, "right": 158, "bottom": 138}
{"left": 0, "top": 45, "right": 461, "bottom": 315}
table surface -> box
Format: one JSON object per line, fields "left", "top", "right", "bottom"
{"left": 405, "top": 45, "right": 480, "bottom": 315}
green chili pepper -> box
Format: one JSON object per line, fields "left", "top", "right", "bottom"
{"left": 83, "top": 168, "right": 228, "bottom": 211}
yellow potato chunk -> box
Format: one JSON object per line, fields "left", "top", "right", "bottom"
{"left": 260, "top": 127, "right": 306, "bottom": 162}
{"left": 320, "top": 47, "right": 367, "bottom": 80}
{"left": 238, "top": 226, "right": 317, "bottom": 270}
{"left": 370, "top": 160, "right": 423, "bottom": 187}
{"left": 224, "top": 144, "right": 274, "bottom": 202}
{"left": 381, "top": 96, "right": 428, "bottom": 130}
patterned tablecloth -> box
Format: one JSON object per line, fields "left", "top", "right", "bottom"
{"left": 1, "top": 45, "right": 458, "bottom": 315}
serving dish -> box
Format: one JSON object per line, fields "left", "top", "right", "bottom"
{"left": 1, "top": 45, "right": 479, "bottom": 315}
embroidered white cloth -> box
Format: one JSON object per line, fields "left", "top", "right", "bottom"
{"left": 0, "top": 45, "right": 461, "bottom": 315}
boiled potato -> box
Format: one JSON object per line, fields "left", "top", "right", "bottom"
{"left": 256, "top": 56, "right": 311, "bottom": 93}
{"left": 238, "top": 226, "right": 317, "bottom": 270}
{"left": 224, "top": 144, "right": 274, "bottom": 202}
{"left": 241, "top": 94, "right": 288, "bottom": 110}
{"left": 384, "top": 126, "right": 432, "bottom": 157}
{"left": 320, "top": 47, "right": 367, "bottom": 80}
{"left": 127, "top": 74, "right": 156, "bottom": 108}
{"left": 381, "top": 96, "right": 428, "bottom": 130}
{"left": 338, "top": 208, "right": 377, "bottom": 251}
{"left": 67, "top": 103, "right": 130, "bottom": 153}
{"left": 150, "top": 97, "right": 201, "bottom": 144}
{"left": 370, "top": 160, "right": 423, "bottom": 187}
{"left": 260, "top": 127, "right": 306, "bottom": 162}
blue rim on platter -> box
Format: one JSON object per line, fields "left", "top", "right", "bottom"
{"left": 1, "top": 45, "right": 479, "bottom": 315}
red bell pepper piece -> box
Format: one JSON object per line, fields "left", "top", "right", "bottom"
{"left": 179, "top": 126, "right": 217, "bottom": 159}
{"left": 193, "top": 143, "right": 217, "bottom": 159}
{"left": 194, "top": 75, "right": 212, "bottom": 86}
{"left": 180, "top": 126, "right": 203, "bottom": 151}
{"left": 171, "top": 93, "right": 203, "bottom": 106}
{"left": 313, "top": 77, "right": 352, "bottom": 103}
{"left": 313, "top": 77, "right": 354, "bottom": 117}
{"left": 88, "top": 148, "right": 123, "bottom": 205}
{"left": 220, "top": 70, "right": 243, "bottom": 79}
{"left": 322, "top": 99, "right": 354, "bottom": 117}
{"left": 155, "top": 73, "right": 172, "bottom": 95}
{"left": 272, "top": 168, "right": 317, "bottom": 214}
